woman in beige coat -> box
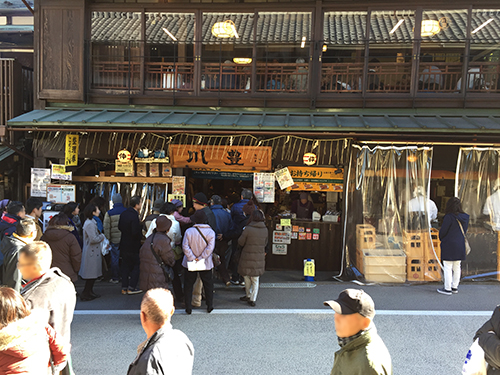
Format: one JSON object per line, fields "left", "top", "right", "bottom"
{"left": 79, "top": 202, "right": 105, "bottom": 301}
{"left": 238, "top": 210, "right": 268, "bottom": 307}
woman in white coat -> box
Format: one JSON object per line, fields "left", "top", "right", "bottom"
{"left": 79, "top": 202, "right": 105, "bottom": 301}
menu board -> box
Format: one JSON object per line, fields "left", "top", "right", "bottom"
{"left": 51, "top": 164, "right": 72, "bottom": 181}
{"left": 275, "top": 167, "right": 294, "bottom": 190}
{"left": 273, "top": 230, "right": 291, "bottom": 244}
{"left": 168, "top": 194, "right": 186, "bottom": 208}
{"left": 31, "top": 168, "right": 51, "bottom": 197}
{"left": 172, "top": 176, "right": 186, "bottom": 194}
{"left": 253, "top": 173, "right": 275, "bottom": 203}
{"left": 46, "top": 184, "right": 76, "bottom": 203}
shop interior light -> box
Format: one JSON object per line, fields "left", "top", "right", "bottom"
{"left": 233, "top": 57, "right": 252, "bottom": 64}
{"left": 322, "top": 44, "right": 327, "bottom": 52}
{"left": 472, "top": 18, "right": 494, "bottom": 34}
{"left": 390, "top": 19, "right": 405, "bottom": 34}
{"left": 212, "top": 20, "right": 239, "bottom": 39}
{"left": 301, "top": 36, "right": 306, "bottom": 48}
{"left": 162, "top": 27, "right": 177, "bottom": 41}
{"left": 420, "top": 20, "right": 441, "bottom": 37}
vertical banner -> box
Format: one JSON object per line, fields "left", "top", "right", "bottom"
{"left": 65, "top": 134, "right": 79, "bottom": 166}
{"left": 172, "top": 176, "right": 186, "bottom": 195}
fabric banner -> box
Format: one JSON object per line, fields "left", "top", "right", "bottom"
{"left": 65, "top": 135, "right": 79, "bottom": 166}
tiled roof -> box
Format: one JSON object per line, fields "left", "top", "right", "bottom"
{"left": 0, "top": 0, "right": 33, "bottom": 10}
{"left": 91, "top": 10, "right": 500, "bottom": 45}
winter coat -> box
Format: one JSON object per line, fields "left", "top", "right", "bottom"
{"left": 330, "top": 326, "right": 392, "bottom": 375}
{"left": 202, "top": 206, "right": 218, "bottom": 232}
{"left": 21, "top": 268, "right": 77, "bottom": 342}
{"left": 231, "top": 199, "right": 250, "bottom": 234}
{"left": 79, "top": 218, "right": 105, "bottom": 280}
{"left": 25, "top": 214, "right": 42, "bottom": 241}
{"left": 119, "top": 207, "right": 143, "bottom": 256}
{"left": 145, "top": 214, "right": 182, "bottom": 247}
{"left": 41, "top": 225, "right": 82, "bottom": 282}
{"left": 182, "top": 224, "right": 215, "bottom": 270}
{"left": 174, "top": 211, "right": 191, "bottom": 225}
{"left": 0, "top": 235, "right": 30, "bottom": 292}
{"left": 103, "top": 202, "right": 126, "bottom": 244}
{"left": 139, "top": 232, "right": 175, "bottom": 291}
{"left": 68, "top": 218, "right": 83, "bottom": 249}
{"left": 238, "top": 221, "right": 268, "bottom": 277}
{"left": 211, "top": 205, "right": 233, "bottom": 237}
{"left": 143, "top": 213, "right": 160, "bottom": 236}
{"left": 0, "top": 311, "right": 69, "bottom": 375}
{"left": 0, "top": 213, "right": 20, "bottom": 241}
{"left": 439, "top": 212, "right": 470, "bottom": 261}
{"left": 127, "top": 325, "right": 194, "bottom": 375}
{"left": 475, "top": 305, "right": 500, "bottom": 374}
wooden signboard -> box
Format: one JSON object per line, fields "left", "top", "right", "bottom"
{"left": 170, "top": 145, "right": 272, "bottom": 171}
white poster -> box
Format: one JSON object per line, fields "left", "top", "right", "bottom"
{"left": 272, "top": 244, "right": 287, "bottom": 255}
{"left": 51, "top": 164, "right": 72, "bottom": 181}
{"left": 275, "top": 167, "right": 294, "bottom": 190}
{"left": 273, "top": 230, "right": 291, "bottom": 244}
{"left": 253, "top": 173, "right": 275, "bottom": 203}
{"left": 30, "top": 168, "right": 51, "bottom": 197}
{"left": 46, "top": 184, "right": 76, "bottom": 203}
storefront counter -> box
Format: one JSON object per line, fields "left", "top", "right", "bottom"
{"left": 265, "top": 218, "right": 342, "bottom": 272}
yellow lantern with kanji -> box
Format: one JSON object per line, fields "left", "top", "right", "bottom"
{"left": 211, "top": 20, "right": 239, "bottom": 38}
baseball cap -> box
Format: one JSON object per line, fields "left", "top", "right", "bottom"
{"left": 323, "top": 289, "right": 375, "bottom": 319}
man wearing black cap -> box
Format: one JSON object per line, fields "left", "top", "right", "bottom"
{"left": 324, "top": 289, "right": 392, "bottom": 375}
{"left": 192, "top": 192, "right": 217, "bottom": 232}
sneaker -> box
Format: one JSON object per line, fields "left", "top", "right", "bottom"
{"left": 109, "top": 279, "right": 119, "bottom": 284}
{"left": 452, "top": 288, "right": 458, "bottom": 294}
{"left": 437, "top": 288, "right": 452, "bottom": 296}
{"left": 230, "top": 280, "right": 240, "bottom": 286}
{"left": 121, "top": 289, "right": 128, "bottom": 295}
{"left": 240, "top": 281, "right": 246, "bottom": 286}
{"left": 240, "top": 296, "right": 249, "bottom": 302}
{"left": 128, "top": 288, "right": 143, "bottom": 295}
{"left": 225, "top": 281, "right": 231, "bottom": 287}
{"left": 247, "top": 301, "right": 256, "bottom": 307}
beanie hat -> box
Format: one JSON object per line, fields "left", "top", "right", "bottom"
{"left": 211, "top": 195, "right": 222, "bottom": 205}
{"left": 191, "top": 209, "right": 207, "bottom": 224}
{"left": 171, "top": 199, "right": 183, "bottom": 208}
{"left": 193, "top": 192, "right": 209, "bottom": 206}
{"left": 112, "top": 193, "right": 122, "bottom": 204}
{"left": 155, "top": 215, "right": 172, "bottom": 233}
{"left": 243, "top": 199, "right": 256, "bottom": 216}
{"left": 153, "top": 198, "right": 165, "bottom": 212}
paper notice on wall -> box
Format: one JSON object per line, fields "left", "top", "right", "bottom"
{"left": 275, "top": 167, "right": 294, "bottom": 190}
{"left": 272, "top": 244, "right": 287, "bottom": 255}
{"left": 253, "top": 173, "right": 275, "bottom": 203}
{"left": 51, "top": 164, "right": 72, "bottom": 181}
{"left": 31, "top": 168, "right": 51, "bottom": 197}
{"left": 172, "top": 176, "right": 186, "bottom": 195}
{"left": 273, "top": 230, "right": 291, "bottom": 244}
{"left": 168, "top": 194, "right": 186, "bottom": 208}
{"left": 46, "top": 184, "right": 76, "bottom": 203}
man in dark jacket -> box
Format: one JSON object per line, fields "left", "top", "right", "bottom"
{"left": 19, "top": 241, "right": 77, "bottom": 375}
{"left": 0, "top": 219, "right": 37, "bottom": 291}
{"left": 103, "top": 193, "right": 127, "bottom": 284}
{"left": 324, "top": 289, "right": 392, "bottom": 375}
{"left": 475, "top": 305, "right": 500, "bottom": 374}
{"left": 119, "top": 195, "right": 143, "bottom": 295}
{"left": 210, "top": 195, "right": 232, "bottom": 285}
{"left": 0, "top": 201, "right": 25, "bottom": 241}
{"left": 192, "top": 192, "right": 217, "bottom": 231}
{"left": 128, "top": 288, "right": 194, "bottom": 375}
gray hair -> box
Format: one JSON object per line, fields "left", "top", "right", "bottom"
{"left": 19, "top": 241, "right": 52, "bottom": 271}
{"left": 141, "top": 288, "right": 174, "bottom": 326}
{"left": 241, "top": 189, "right": 252, "bottom": 200}
{"left": 16, "top": 218, "right": 36, "bottom": 238}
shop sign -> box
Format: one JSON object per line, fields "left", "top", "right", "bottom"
{"left": 115, "top": 160, "right": 134, "bottom": 174}
{"left": 51, "top": 164, "right": 72, "bottom": 181}
{"left": 30, "top": 168, "right": 51, "bottom": 197}
{"left": 275, "top": 167, "right": 294, "bottom": 190}
{"left": 193, "top": 169, "right": 253, "bottom": 181}
{"left": 46, "top": 184, "right": 76, "bottom": 203}
{"left": 272, "top": 244, "right": 287, "bottom": 256}
{"left": 172, "top": 176, "right": 186, "bottom": 195}
{"left": 288, "top": 166, "right": 343, "bottom": 192}
{"left": 303, "top": 153, "right": 317, "bottom": 166}
{"left": 65, "top": 135, "right": 79, "bottom": 166}
{"left": 168, "top": 194, "right": 186, "bottom": 208}
{"left": 170, "top": 145, "right": 272, "bottom": 171}
{"left": 273, "top": 230, "right": 291, "bottom": 244}
{"left": 117, "top": 149, "right": 132, "bottom": 161}
{"left": 253, "top": 173, "right": 275, "bottom": 203}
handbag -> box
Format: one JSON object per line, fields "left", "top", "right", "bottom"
{"left": 462, "top": 339, "right": 487, "bottom": 375}
{"left": 457, "top": 219, "right": 471, "bottom": 255}
{"left": 100, "top": 237, "right": 111, "bottom": 256}
{"left": 195, "top": 226, "right": 221, "bottom": 267}
{"left": 149, "top": 234, "right": 175, "bottom": 283}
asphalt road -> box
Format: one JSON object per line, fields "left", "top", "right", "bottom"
{"left": 70, "top": 272, "right": 499, "bottom": 375}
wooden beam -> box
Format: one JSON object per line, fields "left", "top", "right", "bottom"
{"left": 71, "top": 176, "right": 172, "bottom": 184}
{"left": 20, "top": 0, "right": 34, "bottom": 15}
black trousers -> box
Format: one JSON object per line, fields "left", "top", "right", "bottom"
{"left": 215, "top": 240, "right": 231, "bottom": 283}
{"left": 121, "top": 253, "right": 140, "bottom": 290}
{"left": 172, "top": 258, "right": 184, "bottom": 301}
{"left": 184, "top": 269, "right": 213, "bottom": 311}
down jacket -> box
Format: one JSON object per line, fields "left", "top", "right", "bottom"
{"left": 103, "top": 203, "right": 126, "bottom": 244}
{"left": 0, "top": 311, "right": 69, "bottom": 375}
{"left": 41, "top": 225, "right": 82, "bottom": 282}
{"left": 139, "top": 232, "right": 175, "bottom": 291}
{"left": 475, "top": 305, "right": 500, "bottom": 374}
{"left": 238, "top": 221, "right": 268, "bottom": 277}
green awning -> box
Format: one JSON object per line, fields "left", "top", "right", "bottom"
{"left": 8, "top": 108, "right": 500, "bottom": 133}
{"left": 0, "top": 146, "right": 15, "bottom": 162}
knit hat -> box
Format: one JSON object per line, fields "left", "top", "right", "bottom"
{"left": 243, "top": 199, "right": 256, "bottom": 216}
{"left": 171, "top": 199, "right": 183, "bottom": 208}
{"left": 112, "top": 193, "right": 122, "bottom": 204}
{"left": 191, "top": 209, "right": 207, "bottom": 224}
{"left": 193, "top": 192, "right": 209, "bottom": 206}
{"left": 153, "top": 198, "right": 165, "bottom": 212}
{"left": 155, "top": 215, "right": 172, "bottom": 233}
{"left": 211, "top": 195, "right": 222, "bottom": 205}
{"left": 299, "top": 192, "right": 309, "bottom": 200}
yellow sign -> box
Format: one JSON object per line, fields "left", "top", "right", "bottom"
{"left": 288, "top": 167, "right": 343, "bottom": 192}
{"left": 65, "top": 135, "right": 79, "bottom": 166}
{"left": 51, "top": 164, "right": 72, "bottom": 181}
{"left": 168, "top": 194, "right": 186, "bottom": 208}
{"left": 115, "top": 160, "right": 134, "bottom": 174}
{"left": 281, "top": 219, "right": 291, "bottom": 227}
{"left": 304, "top": 259, "right": 315, "bottom": 278}
{"left": 117, "top": 149, "right": 132, "bottom": 162}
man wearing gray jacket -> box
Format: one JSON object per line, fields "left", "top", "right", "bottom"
{"left": 104, "top": 193, "right": 127, "bottom": 283}
{"left": 128, "top": 288, "right": 194, "bottom": 375}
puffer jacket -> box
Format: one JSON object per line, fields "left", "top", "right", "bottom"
{"left": 41, "top": 225, "right": 82, "bottom": 282}
{"left": 475, "top": 305, "right": 500, "bottom": 374}
{"left": 139, "top": 232, "right": 175, "bottom": 291}
{"left": 0, "top": 213, "right": 20, "bottom": 241}
{"left": 103, "top": 203, "right": 126, "bottom": 244}
{"left": 238, "top": 221, "right": 268, "bottom": 277}
{"left": 0, "top": 311, "right": 69, "bottom": 375}
{"left": 330, "top": 326, "right": 392, "bottom": 375}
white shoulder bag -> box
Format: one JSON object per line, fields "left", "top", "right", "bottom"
{"left": 462, "top": 339, "right": 487, "bottom": 375}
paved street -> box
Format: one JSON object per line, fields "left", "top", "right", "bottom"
{"left": 71, "top": 272, "right": 498, "bottom": 375}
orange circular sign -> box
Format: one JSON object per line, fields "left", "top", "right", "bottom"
{"left": 303, "top": 153, "right": 317, "bottom": 166}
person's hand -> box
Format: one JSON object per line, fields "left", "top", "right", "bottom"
{"left": 195, "top": 258, "right": 199, "bottom": 262}
{"left": 217, "top": 234, "right": 223, "bottom": 240}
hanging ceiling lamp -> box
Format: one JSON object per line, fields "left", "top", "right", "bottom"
{"left": 420, "top": 20, "right": 441, "bottom": 37}
{"left": 233, "top": 58, "right": 252, "bottom": 64}
{"left": 212, "top": 20, "right": 239, "bottom": 38}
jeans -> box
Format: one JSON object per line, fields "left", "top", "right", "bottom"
{"left": 443, "top": 260, "right": 461, "bottom": 291}
{"left": 243, "top": 276, "right": 260, "bottom": 302}
{"left": 110, "top": 243, "right": 120, "bottom": 281}
{"left": 121, "top": 253, "right": 140, "bottom": 290}
{"left": 184, "top": 269, "right": 213, "bottom": 311}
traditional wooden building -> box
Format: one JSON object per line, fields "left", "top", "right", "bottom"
{"left": 7, "top": 0, "right": 500, "bottom": 277}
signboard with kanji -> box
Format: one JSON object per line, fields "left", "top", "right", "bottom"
{"left": 287, "top": 166, "right": 344, "bottom": 192}
{"left": 170, "top": 145, "right": 272, "bottom": 171}
{"left": 65, "top": 135, "right": 79, "bottom": 166}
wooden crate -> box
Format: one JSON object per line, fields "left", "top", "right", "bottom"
{"left": 424, "top": 258, "right": 441, "bottom": 281}
{"left": 362, "top": 249, "right": 406, "bottom": 283}
{"left": 403, "top": 230, "right": 431, "bottom": 258}
{"left": 356, "top": 224, "right": 376, "bottom": 250}
{"left": 407, "top": 257, "right": 425, "bottom": 282}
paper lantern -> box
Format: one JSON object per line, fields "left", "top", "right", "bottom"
{"left": 233, "top": 58, "right": 252, "bottom": 64}
{"left": 211, "top": 20, "right": 239, "bottom": 38}
{"left": 421, "top": 20, "right": 441, "bottom": 37}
